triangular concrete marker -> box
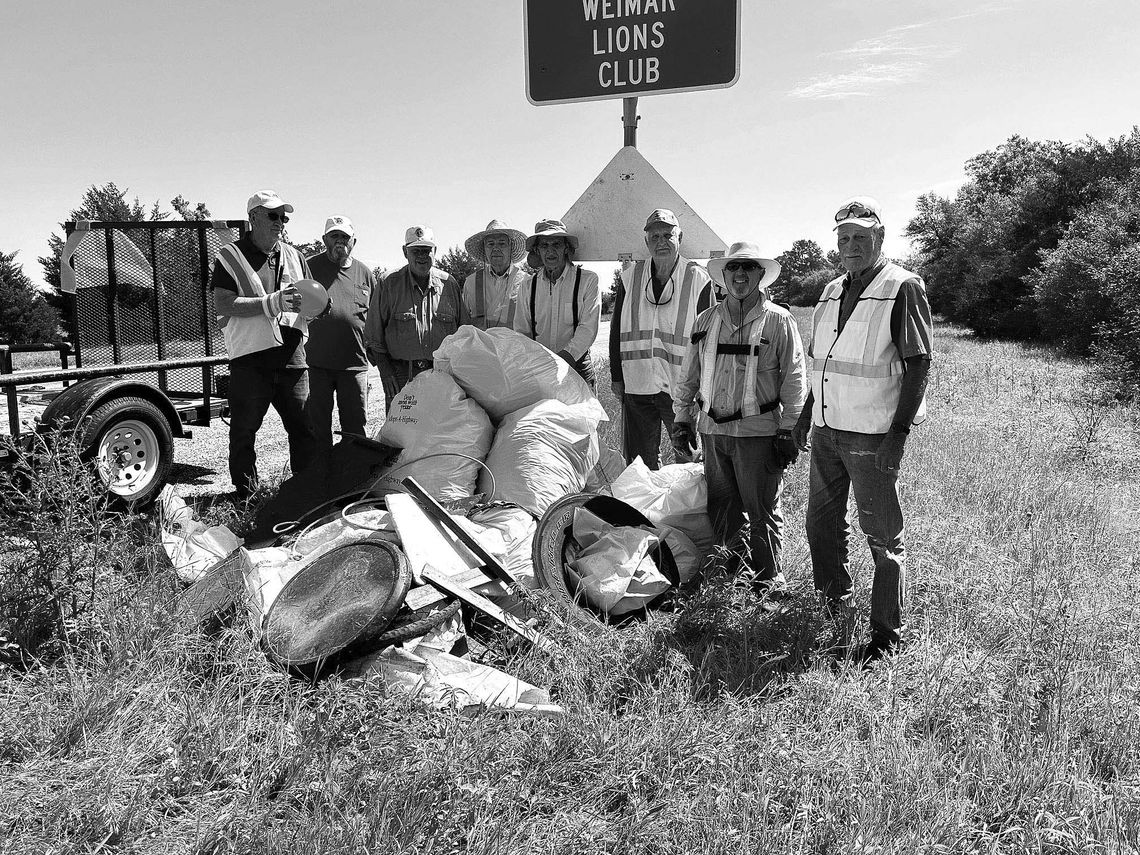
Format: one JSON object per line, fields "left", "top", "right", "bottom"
{"left": 562, "top": 146, "right": 729, "bottom": 262}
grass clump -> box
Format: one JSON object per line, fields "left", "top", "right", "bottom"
{"left": 1, "top": 316, "right": 1139, "bottom": 853}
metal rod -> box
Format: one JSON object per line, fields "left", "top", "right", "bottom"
{"left": 150, "top": 228, "right": 168, "bottom": 391}
{"left": 2, "top": 348, "right": 17, "bottom": 436}
{"left": 197, "top": 225, "right": 214, "bottom": 358}
{"left": 104, "top": 227, "right": 122, "bottom": 364}
{"left": 623, "top": 96, "right": 639, "bottom": 148}
{"left": 0, "top": 356, "right": 228, "bottom": 389}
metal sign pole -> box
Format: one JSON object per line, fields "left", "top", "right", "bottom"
{"left": 623, "top": 97, "right": 639, "bottom": 148}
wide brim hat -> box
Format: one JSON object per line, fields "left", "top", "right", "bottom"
{"left": 263, "top": 540, "right": 412, "bottom": 668}
{"left": 525, "top": 219, "right": 579, "bottom": 254}
{"left": 465, "top": 219, "right": 527, "bottom": 265}
{"left": 707, "top": 241, "right": 782, "bottom": 291}
{"left": 532, "top": 493, "right": 678, "bottom": 628}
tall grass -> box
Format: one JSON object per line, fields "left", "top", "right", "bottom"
{"left": 1, "top": 317, "right": 1138, "bottom": 853}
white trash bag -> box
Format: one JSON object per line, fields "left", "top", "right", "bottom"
{"left": 377, "top": 370, "right": 493, "bottom": 501}
{"left": 611, "top": 458, "right": 716, "bottom": 559}
{"left": 478, "top": 400, "right": 601, "bottom": 517}
{"left": 569, "top": 507, "right": 670, "bottom": 615}
{"left": 433, "top": 326, "right": 607, "bottom": 423}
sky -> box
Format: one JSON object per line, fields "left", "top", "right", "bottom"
{"left": 2, "top": 0, "right": 1138, "bottom": 286}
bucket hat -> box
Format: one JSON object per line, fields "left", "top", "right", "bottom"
{"left": 525, "top": 219, "right": 579, "bottom": 254}
{"left": 706, "top": 241, "right": 781, "bottom": 291}
{"left": 465, "top": 219, "right": 527, "bottom": 265}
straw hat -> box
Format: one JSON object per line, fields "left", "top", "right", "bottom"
{"left": 706, "top": 241, "right": 781, "bottom": 291}
{"left": 464, "top": 219, "right": 527, "bottom": 265}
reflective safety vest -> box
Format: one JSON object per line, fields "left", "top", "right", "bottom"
{"left": 214, "top": 241, "right": 308, "bottom": 359}
{"left": 618, "top": 258, "right": 705, "bottom": 395}
{"left": 810, "top": 262, "right": 927, "bottom": 433}
{"left": 696, "top": 303, "right": 784, "bottom": 423}
{"left": 469, "top": 268, "right": 519, "bottom": 329}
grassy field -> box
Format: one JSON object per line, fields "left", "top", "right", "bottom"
{"left": 2, "top": 314, "right": 1139, "bottom": 854}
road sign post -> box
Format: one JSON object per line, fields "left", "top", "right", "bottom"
{"left": 524, "top": 0, "right": 740, "bottom": 106}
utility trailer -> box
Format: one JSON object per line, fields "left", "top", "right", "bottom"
{"left": 0, "top": 220, "right": 247, "bottom": 505}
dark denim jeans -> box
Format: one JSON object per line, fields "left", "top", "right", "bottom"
{"left": 621, "top": 391, "right": 675, "bottom": 470}
{"left": 806, "top": 425, "right": 906, "bottom": 644}
{"left": 228, "top": 364, "right": 317, "bottom": 496}
{"left": 702, "top": 432, "right": 786, "bottom": 583}
{"left": 306, "top": 367, "right": 369, "bottom": 449}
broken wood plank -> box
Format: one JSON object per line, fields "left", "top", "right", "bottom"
{"left": 421, "top": 564, "right": 554, "bottom": 652}
{"left": 387, "top": 492, "right": 478, "bottom": 585}
{"left": 400, "top": 477, "right": 516, "bottom": 588}
{"left": 403, "top": 568, "right": 488, "bottom": 611}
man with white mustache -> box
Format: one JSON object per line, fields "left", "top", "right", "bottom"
{"left": 673, "top": 241, "right": 807, "bottom": 599}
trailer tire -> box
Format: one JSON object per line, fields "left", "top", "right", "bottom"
{"left": 79, "top": 396, "right": 174, "bottom": 507}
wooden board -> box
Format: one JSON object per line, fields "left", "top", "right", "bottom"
{"left": 387, "top": 492, "right": 480, "bottom": 585}
{"left": 422, "top": 564, "right": 554, "bottom": 652}
{"left": 403, "top": 568, "right": 489, "bottom": 611}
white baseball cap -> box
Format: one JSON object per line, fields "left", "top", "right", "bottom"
{"left": 246, "top": 189, "right": 294, "bottom": 214}
{"left": 323, "top": 216, "right": 355, "bottom": 237}
{"left": 403, "top": 225, "right": 436, "bottom": 249}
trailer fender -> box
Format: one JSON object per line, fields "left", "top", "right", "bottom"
{"left": 40, "top": 376, "right": 187, "bottom": 440}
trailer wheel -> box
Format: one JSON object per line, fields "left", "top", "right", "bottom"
{"left": 80, "top": 396, "right": 174, "bottom": 507}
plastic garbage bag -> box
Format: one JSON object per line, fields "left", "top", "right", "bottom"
{"left": 569, "top": 507, "right": 669, "bottom": 615}
{"left": 610, "top": 458, "right": 715, "bottom": 558}
{"left": 584, "top": 443, "right": 626, "bottom": 494}
{"left": 158, "top": 486, "right": 244, "bottom": 584}
{"left": 433, "top": 326, "right": 607, "bottom": 423}
{"left": 467, "top": 504, "right": 539, "bottom": 589}
{"left": 377, "top": 370, "right": 493, "bottom": 501}
{"left": 478, "top": 400, "right": 600, "bottom": 516}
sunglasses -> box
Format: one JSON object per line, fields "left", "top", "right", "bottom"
{"left": 263, "top": 210, "right": 290, "bottom": 223}
{"left": 724, "top": 261, "right": 761, "bottom": 272}
{"left": 834, "top": 202, "right": 880, "bottom": 224}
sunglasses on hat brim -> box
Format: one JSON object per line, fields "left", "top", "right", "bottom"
{"left": 834, "top": 202, "right": 880, "bottom": 224}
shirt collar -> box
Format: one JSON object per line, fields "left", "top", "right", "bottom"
{"left": 846, "top": 256, "right": 887, "bottom": 291}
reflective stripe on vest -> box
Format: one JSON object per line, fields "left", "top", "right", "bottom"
{"left": 697, "top": 305, "right": 780, "bottom": 423}
{"left": 215, "top": 242, "right": 307, "bottom": 359}
{"left": 810, "top": 263, "right": 927, "bottom": 432}
{"left": 618, "top": 261, "right": 700, "bottom": 395}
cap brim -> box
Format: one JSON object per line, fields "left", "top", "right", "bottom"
{"left": 525, "top": 234, "right": 579, "bottom": 253}
{"left": 323, "top": 227, "right": 354, "bottom": 237}
{"left": 833, "top": 216, "right": 880, "bottom": 230}
{"left": 404, "top": 240, "right": 437, "bottom": 249}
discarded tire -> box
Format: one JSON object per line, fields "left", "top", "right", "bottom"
{"left": 532, "top": 493, "right": 679, "bottom": 627}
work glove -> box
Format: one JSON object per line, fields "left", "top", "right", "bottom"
{"left": 671, "top": 421, "right": 698, "bottom": 462}
{"left": 773, "top": 432, "right": 800, "bottom": 468}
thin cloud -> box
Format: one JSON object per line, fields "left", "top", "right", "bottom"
{"left": 788, "top": 8, "right": 999, "bottom": 100}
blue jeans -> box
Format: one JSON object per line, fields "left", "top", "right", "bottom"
{"left": 702, "top": 432, "right": 786, "bottom": 583}
{"left": 806, "top": 425, "right": 906, "bottom": 644}
{"left": 307, "top": 367, "right": 369, "bottom": 449}
{"left": 227, "top": 364, "right": 317, "bottom": 496}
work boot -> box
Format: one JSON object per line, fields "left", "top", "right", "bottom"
{"left": 857, "top": 635, "right": 900, "bottom": 670}
{"left": 751, "top": 572, "right": 789, "bottom": 613}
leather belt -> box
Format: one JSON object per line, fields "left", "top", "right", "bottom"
{"left": 408, "top": 359, "right": 433, "bottom": 371}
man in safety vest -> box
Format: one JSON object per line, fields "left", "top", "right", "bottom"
{"left": 791, "top": 196, "right": 932, "bottom": 666}
{"left": 365, "top": 225, "right": 467, "bottom": 405}
{"left": 461, "top": 219, "right": 528, "bottom": 329}
{"left": 514, "top": 219, "right": 601, "bottom": 388}
{"left": 305, "top": 215, "right": 376, "bottom": 451}
{"left": 673, "top": 241, "right": 807, "bottom": 597}
{"left": 210, "top": 189, "right": 318, "bottom": 499}
{"left": 610, "top": 208, "right": 714, "bottom": 469}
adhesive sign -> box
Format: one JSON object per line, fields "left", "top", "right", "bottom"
{"left": 524, "top": 0, "right": 741, "bottom": 105}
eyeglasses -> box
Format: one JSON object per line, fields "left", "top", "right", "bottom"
{"left": 834, "top": 202, "right": 880, "bottom": 224}
{"left": 724, "top": 261, "right": 761, "bottom": 272}
{"left": 264, "top": 211, "right": 290, "bottom": 223}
